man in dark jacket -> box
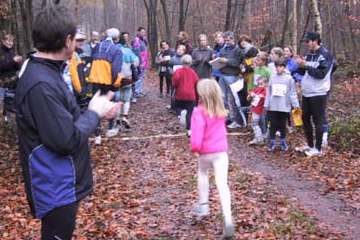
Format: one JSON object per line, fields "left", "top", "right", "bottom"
{"left": 0, "top": 34, "right": 23, "bottom": 120}
{"left": 191, "top": 34, "right": 213, "bottom": 79}
{"left": 218, "top": 31, "right": 245, "bottom": 128}
{"left": 295, "top": 32, "right": 336, "bottom": 157}
{"left": 16, "top": 5, "right": 118, "bottom": 240}
{"left": 0, "top": 34, "right": 23, "bottom": 88}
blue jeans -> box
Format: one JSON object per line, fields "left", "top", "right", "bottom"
{"left": 134, "top": 70, "right": 146, "bottom": 97}
{"left": 116, "top": 85, "right": 132, "bottom": 103}
{"left": 219, "top": 75, "right": 242, "bottom": 124}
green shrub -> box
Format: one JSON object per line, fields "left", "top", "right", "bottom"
{"left": 330, "top": 114, "right": 360, "bottom": 155}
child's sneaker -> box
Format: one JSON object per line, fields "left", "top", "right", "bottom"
{"left": 106, "top": 127, "right": 119, "bottom": 138}
{"left": 322, "top": 132, "right": 328, "bottom": 148}
{"left": 287, "top": 125, "right": 294, "bottom": 134}
{"left": 267, "top": 139, "right": 276, "bottom": 152}
{"left": 193, "top": 202, "right": 209, "bottom": 220}
{"left": 121, "top": 117, "right": 131, "bottom": 129}
{"left": 305, "top": 148, "right": 323, "bottom": 157}
{"left": 187, "top": 130, "right": 191, "bottom": 137}
{"left": 94, "top": 136, "right": 102, "bottom": 145}
{"left": 222, "top": 223, "right": 235, "bottom": 239}
{"left": 248, "top": 138, "right": 264, "bottom": 146}
{"left": 295, "top": 145, "right": 311, "bottom": 153}
{"left": 280, "top": 139, "right": 289, "bottom": 152}
{"left": 227, "top": 121, "right": 241, "bottom": 129}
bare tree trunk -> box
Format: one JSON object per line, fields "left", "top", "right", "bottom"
{"left": 281, "top": 0, "right": 290, "bottom": 46}
{"left": 298, "top": 8, "right": 311, "bottom": 53}
{"left": 179, "top": 0, "right": 190, "bottom": 31}
{"left": 224, "top": 0, "right": 232, "bottom": 31}
{"left": 344, "top": 2, "right": 358, "bottom": 61}
{"left": 234, "top": 0, "right": 247, "bottom": 33}
{"left": 160, "top": 0, "right": 171, "bottom": 42}
{"left": 310, "top": 0, "right": 322, "bottom": 35}
{"left": 41, "top": 0, "right": 47, "bottom": 8}
{"left": 143, "top": 0, "right": 158, "bottom": 67}
{"left": 291, "top": 0, "right": 298, "bottom": 50}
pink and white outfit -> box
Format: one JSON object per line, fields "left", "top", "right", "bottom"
{"left": 190, "top": 105, "right": 233, "bottom": 227}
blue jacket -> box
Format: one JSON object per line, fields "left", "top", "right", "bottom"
{"left": 297, "top": 46, "right": 336, "bottom": 97}
{"left": 88, "top": 38, "right": 123, "bottom": 88}
{"left": 212, "top": 43, "right": 225, "bottom": 78}
{"left": 16, "top": 55, "right": 99, "bottom": 219}
{"left": 286, "top": 57, "right": 302, "bottom": 82}
{"left": 219, "top": 44, "right": 244, "bottom": 76}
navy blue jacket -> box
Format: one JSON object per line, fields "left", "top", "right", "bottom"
{"left": 219, "top": 44, "right": 244, "bottom": 76}
{"left": 16, "top": 55, "right": 99, "bottom": 219}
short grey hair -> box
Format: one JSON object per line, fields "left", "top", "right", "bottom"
{"left": 223, "top": 31, "right": 234, "bottom": 39}
{"left": 181, "top": 54, "right": 193, "bottom": 66}
{"left": 106, "top": 28, "right": 120, "bottom": 39}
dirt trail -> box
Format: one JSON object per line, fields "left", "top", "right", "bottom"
{"left": 123, "top": 76, "right": 360, "bottom": 239}
{"left": 229, "top": 141, "right": 360, "bottom": 239}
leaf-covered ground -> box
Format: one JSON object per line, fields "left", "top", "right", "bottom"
{"left": 0, "top": 72, "right": 359, "bottom": 239}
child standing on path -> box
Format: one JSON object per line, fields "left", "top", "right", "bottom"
{"left": 248, "top": 77, "right": 267, "bottom": 145}
{"left": 190, "top": 79, "right": 234, "bottom": 239}
{"left": 264, "top": 58, "right": 300, "bottom": 152}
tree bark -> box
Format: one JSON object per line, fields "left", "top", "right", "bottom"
{"left": 291, "top": 0, "right": 298, "bottom": 51}
{"left": 298, "top": 8, "right": 311, "bottom": 53}
{"left": 281, "top": 0, "right": 290, "bottom": 46}
{"left": 344, "top": 2, "right": 358, "bottom": 61}
{"left": 178, "top": 0, "right": 190, "bottom": 31}
{"left": 143, "top": 0, "right": 158, "bottom": 67}
{"left": 310, "top": 0, "right": 322, "bottom": 36}
{"left": 224, "top": 0, "right": 232, "bottom": 31}
{"left": 160, "top": 0, "right": 171, "bottom": 42}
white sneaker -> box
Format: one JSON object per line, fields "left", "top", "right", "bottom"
{"left": 131, "top": 98, "right": 137, "bottom": 103}
{"left": 322, "top": 132, "right": 328, "bottom": 148}
{"left": 295, "top": 145, "right": 311, "bottom": 153}
{"left": 94, "top": 136, "right": 102, "bottom": 145}
{"left": 248, "top": 138, "right": 264, "bottom": 146}
{"left": 227, "top": 122, "right": 241, "bottom": 129}
{"left": 305, "top": 148, "right": 323, "bottom": 157}
{"left": 222, "top": 223, "right": 235, "bottom": 239}
{"left": 194, "top": 203, "right": 209, "bottom": 219}
{"left": 287, "top": 126, "right": 294, "bottom": 134}
{"left": 275, "top": 131, "right": 281, "bottom": 137}
{"left": 187, "top": 130, "right": 191, "bottom": 137}
{"left": 106, "top": 128, "right": 119, "bottom": 138}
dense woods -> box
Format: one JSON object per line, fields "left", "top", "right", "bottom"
{"left": 0, "top": 0, "right": 359, "bottom": 64}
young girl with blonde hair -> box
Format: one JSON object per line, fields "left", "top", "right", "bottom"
{"left": 190, "top": 79, "right": 234, "bottom": 238}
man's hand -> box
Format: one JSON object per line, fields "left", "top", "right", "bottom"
{"left": 88, "top": 91, "right": 120, "bottom": 119}
{"left": 193, "top": 152, "right": 200, "bottom": 158}
{"left": 13, "top": 55, "right": 23, "bottom": 63}
{"left": 104, "top": 102, "right": 122, "bottom": 120}
{"left": 295, "top": 56, "right": 306, "bottom": 68}
{"left": 219, "top": 58, "right": 228, "bottom": 64}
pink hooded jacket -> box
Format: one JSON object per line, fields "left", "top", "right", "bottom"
{"left": 190, "top": 105, "right": 228, "bottom": 154}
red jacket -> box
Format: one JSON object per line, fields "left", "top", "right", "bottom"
{"left": 172, "top": 66, "right": 199, "bottom": 101}
{"left": 250, "top": 86, "right": 266, "bottom": 115}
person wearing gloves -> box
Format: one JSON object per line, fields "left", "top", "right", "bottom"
{"left": 15, "top": 5, "right": 119, "bottom": 239}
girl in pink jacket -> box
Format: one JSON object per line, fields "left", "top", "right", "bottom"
{"left": 190, "top": 79, "right": 234, "bottom": 238}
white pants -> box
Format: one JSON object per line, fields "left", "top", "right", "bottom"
{"left": 198, "top": 152, "right": 233, "bottom": 225}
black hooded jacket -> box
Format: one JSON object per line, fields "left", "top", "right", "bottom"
{"left": 16, "top": 55, "right": 99, "bottom": 218}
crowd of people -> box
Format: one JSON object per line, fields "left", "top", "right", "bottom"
{"left": 0, "top": 3, "right": 337, "bottom": 240}
{"left": 154, "top": 30, "right": 336, "bottom": 157}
